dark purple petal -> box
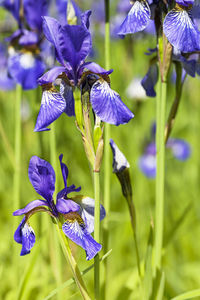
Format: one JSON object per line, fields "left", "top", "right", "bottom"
{"left": 138, "top": 154, "right": 156, "bottom": 178}
{"left": 167, "top": 139, "right": 191, "bottom": 160}
{"left": 8, "top": 52, "right": 45, "bottom": 90}
{"left": 59, "top": 154, "right": 68, "bottom": 190}
{"left": 81, "top": 10, "right": 91, "bottom": 29}
{"left": 14, "top": 218, "right": 36, "bottom": 256}
{"left": 60, "top": 24, "right": 92, "bottom": 73}
{"left": 42, "top": 16, "right": 66, "bottom": 66}
{"left": 90, "top": 80, "right": 134, "bottom": 125}
{"left": 60, "top": 82, "right": 75, "bottom": 116}
{"left": 28, "top": 156, "right": 55, "bottom": 202}
{"left": 34, "top": 90, "right": 66, "bottom": 131}
{"left": 118, "top": 0, "right": 150, "bottom": 35}
{"left": 62, "top": 216, "right": 102, "bottom": 260}
{"left": 141, "top": 64, "right": 158, "bottom": 97}
{"left": 110, "top": 139, "right": 130, "bottom": 173}
{"left": 38, "top": 66, "right": 66, "bottom": 85}
{"left": 24, "top": 0, "right": 48, "bottom": 31}
{"left": 163, "top": 8, "right": 200, "bottom": 53}
{"left": 78, "top": 197, "right": 106, "bottom": 234}
{"left": 176, "top": 0, "right": 194, "bottom": 6}
{"left": 56, "top": 198, "right": 80, "bottom": 214}
{"left": 13, "top": 199, "right": 49, "bottom": 216}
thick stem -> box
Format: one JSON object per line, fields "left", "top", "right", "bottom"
{"left": 155, "top": 76, "right": 167, "bottom": 271}
{"left": 55, "top": 219, "right": 91, "bottom": 300}
{"left": 103, "top": 0, "right": 111, "bottom": 299}
{"left": 94, "top": 171, "right": 100, "bottom": 300}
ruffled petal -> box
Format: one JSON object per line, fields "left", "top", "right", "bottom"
{"left": 34, "top": 89, "right": 66, "bottom": 131}
{"left": 14, "top": 218, "right": 36, "bottom": 256}
{"left": 118, "top": 0, "right": 150, "bottom": 35}
{"left": 56, "top": 198, "right": 80, "bottom": 214}
{"left": 13, "top": 199, "right": 49, "bottom": 216}
{"left": 62, "top": 213, "right": 102, "bottom": 260}
{"left": 28, "top": 156, "right": 55, "bottom": 202}
{"left": 163, "top": 8, "right": 200, "bottom": 53}
{"left": 110, "top": 139, "right": 130, "bottom": 173}
{"left": 90, "top": 79, "right": 134, "bottom": 125}
{"left": 8, "top": 52, "right": 45, "bottom": 90}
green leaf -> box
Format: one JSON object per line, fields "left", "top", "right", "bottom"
{"left": 171, "top": 289, "right": 200, "bottom": 300}
{"left": 150, "top": 269, "right": 165, "bottom": 300}
{"left": 143, "top": 223, "right": 153, "bottom": 300}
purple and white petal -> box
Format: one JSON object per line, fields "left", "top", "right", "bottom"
{"left": 118, "top": 0, "right": 150, "bottom": 35}
{"left": 62, "top": 215, "right": 101, "bottom": 260}
{"left": 163, "top": 8, "right": 200, "bottom": 53}
{"left": 14, "top": 218, "right": 35, "bottom": 256}
{"left": 13, "top": 199, "right": 48, "bottom": 216}
{"left": 28, "top": 156, "right": 55, "bottom": 202}
{"left": 38, "top": 66, "right": 66, "bottom": 85}
{"left": 138, "top": 154, "right": 156, "bottom": 178}
{"left": 90, "top": 80, "right": 134, "bottom": 126}
{"left": 167, "top": 139, "right": 191, "bottom": 160}
{"left": 56, "top": 198, "right": 80, "bottom": 214}
{"left": 60, "top": 81, "right": 75, "bottom": 116}
{"left": 34, "top": 90, "right": 66, "bottom": 131}
{"left": 110, "top": 139, "right": 130, "bottom": 173}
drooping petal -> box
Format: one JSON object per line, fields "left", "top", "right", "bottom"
{"left": 138, "top": 154, "right": 156, "bottom": 178}
{"left": 78, "top": 197, "right": 106, "bottom": 234}
{"left": 62, "top": 212, "right": 102, "bottom": 260}
{"left": 90, "top": 79, "right": 134, "bottom": 126}
{"left": 118, "top": 0, "right": 150, "bottom": 35}
{"left": 38, "top": 66, "right": 66, "bottom": 85}
{"left": 8, "top": 52, "right": 45, "bottom": 90}
{"left": 141, "top": 63, "right": 158, "bottom": 97}
{"left": 34, "top": 89, "right": 66, "bottom": 131}
{"left": 110, "top": 139, "right": 130, "bottom": 173}
{"left": 28, "top": 156, "right": 55, "bottom": 202}
{"left": 167, "top": 139, "right": 191, "bottom": 160}
{"left": 13, "top": 199, "right": 49, "bottom": 216}
{"left": 14, "top": 218, "right": 36, "bottom": 256}
{"left": 163, "top": 8, "right": 200, "bottom": 53}
{"left": 60, "top": 81, "right": 75, "bottom": 116}
{"left": 56, "top": 198, "right": 80, "bottom": 214}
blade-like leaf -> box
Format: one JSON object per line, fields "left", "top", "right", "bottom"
{"left": 171, "top": 289, "right": 200, "bottom": 300}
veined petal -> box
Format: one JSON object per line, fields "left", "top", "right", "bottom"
{"left": 118, "top": 0, "right": 150, "bottom": 35}
{"left": 38, "top": 66, "right": 66, "bottom": 85}
{"left": 60, "top": 81, "right": 75, "bottom": 116}
{"left": 14, "top": 218, "right": 35, "bottom": 256}
{"left": 163, "top": 8, "right": 200, "bottom": 53}
{"left": 110, "top": 139, "right": 130, "bottom": 173}
{"left": 34, "top": 89, "right": 66, "bottom": 131}
{"left": 167, "top": 138, "right": 191, "bottom": 160}
{"left": 13, "top": 199, "right": 48, "bottom": 216}
{"left": 138, "top": 154, "right": 156, "bottom": 178}
{"left": 56, "top": 198, "right": 80, "bottom": 214}
{"left": 62, "top": 212, "right": 102, "bottom": 260}
{"left": 90, "top": 79, "right": 134, "bottom": 125}
{"left": 28, "top": 156, "right": 55, "bottom": 202}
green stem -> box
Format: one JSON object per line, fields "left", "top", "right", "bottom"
{"left": 103, "top": 0, "right": 111, "bottom": 298}
{"left": 13, "top": 84, "right": 22, "bottom": 214}
{"left": 55, "top": 219, "right": 91, "bottom": 300}
{"left": 94, "top": 171, "right": 100, "bottom": 300}
{"left": 154, "top": 75, "right": 167, "bottom": 271}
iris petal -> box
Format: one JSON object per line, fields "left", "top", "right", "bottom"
{"left": 13, "top": 199, "right": 48, "bottom": 216}
{"left": 110, "top": 139, "right": 130, "bottom": 173}
{"left": 167, "top": 139, "right": 191, "bottom": 160}
{"left": 90, "top": 80, "right": 134, "bottom": 126}
{"left": 163, "top": 8, "right": 200, "bottom": 53}
{"left": 34, "top": 90, "right": 66, "bottom": 131}
{"left": 138, "top": 154, "right": 156, "bottom": 178}
{"left": 141, "top": 63, "right": 158, "bottom": 97}
{"left": 118, "top": 0, "right": 150, "bottom": 35}
{"left": 56, "top": 198, "right": 80, "bottom": 214}
{"left": 60, "top": 82, "right": 75, "bottom": 116}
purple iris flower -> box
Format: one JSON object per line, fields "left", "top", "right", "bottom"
{"left": 13, "top": 154, "right": 105, "bottom": 259}
{"left": 56, "top": 0, "right": 82, "bottom": 25}
{"left": 163, "top": 1, "right": 200, "bottom": 53}
{"left": 0, "top": 42, "right": 15, "bottom": 90}
{"left": 35, "top": 11, "right": 134, "bottom": 131}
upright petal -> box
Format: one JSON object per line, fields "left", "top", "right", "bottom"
{"left": 118, "top": 0, "right": 150, "bottom": 35}
{"left": 34, "top": 89, "right": 66, "bottom": 131}
{"left": 28, "top": 156, "right": 55, "bottom": 202}
{"left": 163, "top": 8, "right": 200, "bottom": 53}
{"left": 90, "top": 79, "right": 134, "bottom": 125}
{"left": 62, "top": 212, "right": 102, "bottom": 260}
{"left": 24, "top": 0, "right": 48, "bottom": 31}
{"left": 110, "top": 139, "right": 130, "bottom": 173}
{"left": 59, "top": 154, "right": 69, "bottom": 190}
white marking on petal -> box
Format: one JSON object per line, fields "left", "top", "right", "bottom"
{"left": 19, "top": 52, "right": 35, "bottom": 69}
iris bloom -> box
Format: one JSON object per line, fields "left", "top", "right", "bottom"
{"left": 35, "top": 10, "right": 134, "bottom": 131}
{"left": 13, "top": 154, "right": 105, "bottom": 259}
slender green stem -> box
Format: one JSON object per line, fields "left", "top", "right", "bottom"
{"left": 13, "top": 84, "right": 22, "bottom": 215}
{"left": 103, "top": 1, "right": 111, "bottom": 299}
{"left": 94, "top": 171, "right": 100, "bottom": 300}
{"left": 55, "top": 219, "right": 91, "bottom": 300}
{"left": 154, "top": 75, "right": 167, "bottom": 271}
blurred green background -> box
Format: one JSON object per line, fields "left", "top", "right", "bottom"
{"left": 1, "top": 2, "right": 200, "bottom": 300}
